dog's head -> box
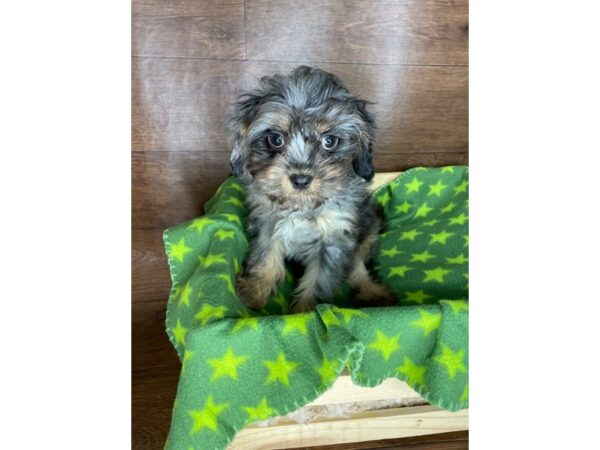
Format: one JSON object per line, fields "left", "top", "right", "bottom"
{"left": 229, "top": 66, "right": 376, "bottom": 209}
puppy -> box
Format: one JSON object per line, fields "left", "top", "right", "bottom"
{"left": 229, "top": 66, "right": 391, "bottom": 313}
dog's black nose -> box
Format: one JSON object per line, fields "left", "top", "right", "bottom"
{"left": 289, "top": 174, "right": 313, "bottom": 190}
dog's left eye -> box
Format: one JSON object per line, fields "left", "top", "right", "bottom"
{"left": 266, "top": 132, "right": 285, "bottom": 150}
{"left": 322, "top": 135, "right": 339, "bottom": 150}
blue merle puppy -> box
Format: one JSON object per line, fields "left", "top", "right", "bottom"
{"left": 229, "top": 66, "right": 391, "bottom": 313}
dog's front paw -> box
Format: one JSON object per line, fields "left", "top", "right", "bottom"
{"left": 290, "top": 295, "right": 317, "bottom": 313}
{"left": 236, "top": 274, "right": 271, "bottom": 310}
{"left": 355, "top": 282, "right": 396, "bottom": 307}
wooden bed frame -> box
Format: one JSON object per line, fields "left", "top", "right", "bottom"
{"left": 228, "top": 172, "right": 469, "bottom": 449}
{"left": 230, "top": 376, "right": 468, "bottom": 449}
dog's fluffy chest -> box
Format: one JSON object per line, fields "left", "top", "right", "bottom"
{"left": 273, "top": 204, "right": 355, "bottom": 257}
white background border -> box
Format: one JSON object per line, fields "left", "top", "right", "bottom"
{"left": 1, "top": 0, "right": 599, "bottom": 448}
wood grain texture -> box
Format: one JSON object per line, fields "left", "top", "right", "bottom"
{"left": 230, "top": 405, "right": 468, "bottom": 449}
{"left": 132, "top": 300, "right": 179, "bottom": 371}
{"left": 245, "top": 0, "right": 468, "bottom": 65}
{"left": 132, "top": 150, "right": 229, "bottom": 228}
{"left": 132, "top": 0, "right": 245, "bottom": 59}
{"left": 132, "top": 0, "right": 468, "bottom": 447}
{"left": 133, "top": 228, "right": 172, "bottom": 302}
{"left": 295, "top": 431, "right": 468, "bottom": 449}
{"left": 132, "top": 364, "right": 179, "bottom": 450}
{"left": 132, "top": 58, "right": 468, "bottom": 154}
{"left": 133, "top": 151, "right": 467, "bottom": 228}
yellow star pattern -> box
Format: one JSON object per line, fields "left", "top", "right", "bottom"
{"left": 225, "top": 197, "right": 244, "bottom": 207}
{"left": 446, "top": 254, "right": 468, "bottom": 264}
{"left": 380, "top": 246, "right": 401, "bottom": 257}
{"left": 428, "top": 180, "right": 447, "bottom": 197}
{"left": 207, "top": 347, "right": 248, "bottom": 381}
{"left": 423, "top": 219, "right": 440, "bottom": 227}
{"left": 172, "top": 319, "right": 188, "bottom": 345}
{"left": 232, "top": 316, "right": 259, "bottom": 333}
{"left": 229, "top": 182, "right": 244, "bottom": 192}
{"left": 460, "top": 384, "right": 469, "bottom": 402}
{"left": 434, "top": 343, "right": 467, "bottom": 379}
{"left": 454, "top": 180, "right": 468, "bottom": 195}
{"left": 182, "top": 350, "right": 195, "bottom": 372}
{"left": 199, "top": 253, "right": 227, "bottom": 268}
{"left": 389, "top": 265, "right": 412, "bottom": 278}
{"left": 282, "top": 313, "right": 312, "bottom": 335}
{"left": 429, "top": 231, "right": 455, "bottom": 245}
{"left": 188, "top": 395, "right": 229, "bottom": 434}
{"left": 187, "top": 218, "right": 215, "bottom": 233}
{"left": 368, "top": 330, "right": 400, "bottom": 362}
{"left": 441, "top": 166, "right": 455, "bottom": 173}
{"left": 397, "top": 357, "right": 426, "bottom": 386}
{"left": 169, "top": 238, "right": 192, "bottom": 263}
{"left": 423, "top": 267, "right": 451, "bottom": 283}
{"left": 243, "top": 397, "right": 276, "bottom": 422}
{"left": 400, "top": 229, "right": 422, "bottom": 241}
{"left": 405, "top": 177, "right": 423, "bottom": 194}
{"left": 447, "top": 300, "right": 469, "bottom": 315}
{"left": 377, "top": 191, "right": 391, "bottom": 206}
{"left": 215, "top": 229, "right": 235, "bottom": 241}
{"left": 411, "top": 309, "right": 441, "bottom": 337}
{"left": 316, "top": 356, "right": 338, "bottom": 385}
{"left": 410, "top": 250, "right": 435, "bottom": 263}
{"left": 333, "top": 307, "right": 369, "bottom": 323}
{"left": 404, "top": 290, "right": 433, "bottom": 304}
{"left": 395, "top": 201, "right": 412, "bottom": 214}
{"left": 179, "top": 284, "right": 193, "bottom": 307}
{"left": 441, "top": 201, "right": 457, "bottom": 213}
{"left": 264, "top": 352, "right": 299, "bottom": 385}
{"left": 195, "top": 303, "right": 228, "bottom": 325}
{"left": 321, "top": 308, "right": 341, "bottom": 327}
{"left": 449, "top": 213, "right": 468, "bottom": 225}
{"left": 415, "top": 202, "right": 433, "bottom": 218}
{"left": 221, "top": 213, "right": 243, "bottom": 226}
{"left": 171, "top": 285, "right": 182, "bottom": 302}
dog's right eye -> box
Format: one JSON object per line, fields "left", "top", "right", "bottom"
{"left": 266, "top": 132, "right": 285, "bottom": 150}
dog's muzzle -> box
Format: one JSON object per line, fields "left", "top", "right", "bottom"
{"left": 289, "top": 174, "right": 313, "bottom": 190}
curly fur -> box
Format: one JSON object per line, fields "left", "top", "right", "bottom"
{"left": 229, "top": 66, "right": 391, "bottom": 312}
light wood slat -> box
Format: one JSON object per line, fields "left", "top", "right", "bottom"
{"left": 246, "top": 0, "right": 468, "bottom": 65}
{"left": 132, "top": 0, "right": 245, "bottom": 59}
{"left": 132, "top": 58, "right": 468, "bottom": 154}
{"left": 372, "top": 172, "right": 403, "bottom": 190}
{"left": 307, "top": 376, "right": 421, "bottom": 407}
{"left": 229, "top": 405, "right": 468, "bottom": 449}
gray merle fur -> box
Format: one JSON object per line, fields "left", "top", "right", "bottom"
{"left": 229, "top": 66, "right": 392, "bottom": 312}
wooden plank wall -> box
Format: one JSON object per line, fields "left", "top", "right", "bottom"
{"left": 132, "top": 1, "right": 468, "bottom": 448}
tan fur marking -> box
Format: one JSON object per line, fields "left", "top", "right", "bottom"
{"left": 348, "top": 257, "right": 392, "bottom": 302}
{"left": 356, "top": 231, "right": 378, "bottom": 261}
{"left": 315, "top": 122, "right": 331, "bottom": 134}
{"left": 291, "top": 264, "right": 320, "bottom": 313}
{"left": 237, "top": 241, "right": 286, "bottom": 309}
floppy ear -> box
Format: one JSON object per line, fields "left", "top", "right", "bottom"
{"left": 229, "top": 93, "right": 261, "bottom": 178}
{"left": 352, "top": 100, "right": 376, "bottom": 181}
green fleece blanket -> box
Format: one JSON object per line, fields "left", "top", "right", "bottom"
{"left": 163, "top": 166, "right": 468, "bottom": 450}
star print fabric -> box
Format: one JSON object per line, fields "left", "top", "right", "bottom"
{"left": 163, "top": 166, "right": 468, "bottom": 450}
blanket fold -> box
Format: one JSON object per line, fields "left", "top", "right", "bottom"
{"left": 163, "top": 166, "right": 469, "bottom": 450}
